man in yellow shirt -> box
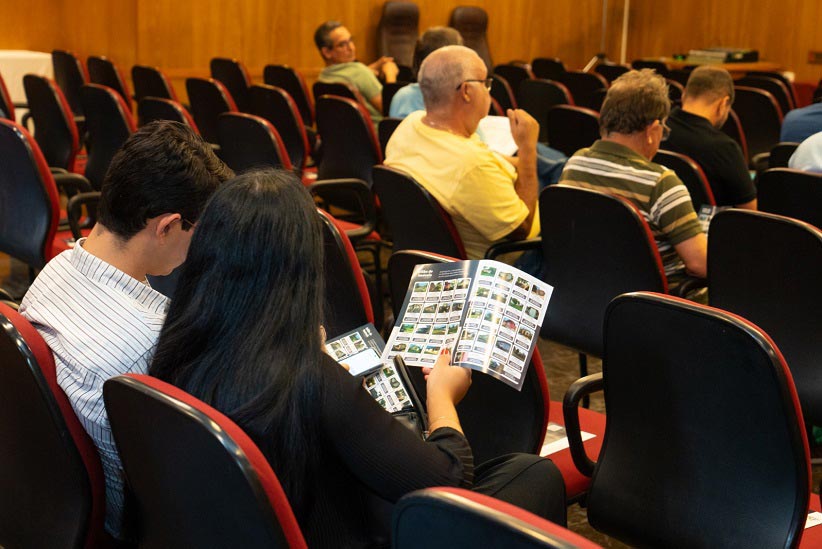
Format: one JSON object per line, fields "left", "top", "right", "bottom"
{"left": 384, "top": 45, "right": 540, "bottom": 260}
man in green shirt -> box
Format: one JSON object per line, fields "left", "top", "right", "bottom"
{"left": 314, "top": 20, "right": 398, "bottom": 120}
{"left": 559, "top": 69, "right": 707, "bottom": 286}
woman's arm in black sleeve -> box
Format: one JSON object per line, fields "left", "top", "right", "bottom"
{"left": 320, "top": 355, "right": 473, "bottom": 503}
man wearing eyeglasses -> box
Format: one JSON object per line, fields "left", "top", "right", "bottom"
{"left": 385, "top": 45, "right": 541, "bottom": 262}
{"left": 20, "top": 121, "right": 233, "bottom": 540}
{"left": 315, "top": 20, "right": 398, "bottom": 120}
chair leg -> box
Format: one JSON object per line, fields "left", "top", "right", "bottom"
{"left": 578, "top": 353, "right": 590, "bottom": 409}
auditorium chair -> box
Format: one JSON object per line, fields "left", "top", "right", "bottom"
{"left": 210, "top": 57, "right": 253, "bottom": 113}
{"left": 0, "top": 302, "right": 106, "bottom": 548}
{"left": 131, "top": 65, "right": 178, "bottom": 102}
{"left": 564, "top": 292, "right": 822, "bottom": 548}
{"left": 720, "top": 108, "right": 749, "bottom": 162}
{"left": 248, "top": 84, "right": 314, "bottom": 176}
{"left": 312, "top": 81, "right": 368, "bottom": 111}
{"left": 667, "top": 68, "right": 692, "bottom": 87}
{"left": 0, "top": 119, "right": 93, "bottom": 271}
{"left": 630, "top": 59, "right": 670, "bottom": 77}
{"left": 87, "top": 55, "right": 133, "bottom": 112}
{"left": 490, "top": 74, "right": 517, "bottom": 111}
{"left": 103, "top": 374, "right": 308, "bottom": 548}
{"left": 747, "top": 70, "right": 799, "bottom": 108}
{"left": 378, "top": 117, "right": 402, "bottom": 156}
{"left": 757, "top": 168, "right": 822, "bottom": 228}
{"left": 544, "top": 105, "right": 600, "bottom": 157}
{"left": 666, "top": 78, "right": 684, "bottom": 105}
{"left": 531, "top": 57, "right": 566, "bottom": 80}
{"left": 185, "top": 77, "right": 237, "bottom": 145}
{"left": 23, "top": 74, "right": 82, "bottom": 172}
{"left": 80, "top": 84, "right": 136, "bottom": 190}
{"left": 315, "top": 95, "right": 382, "bottom": 185}
{"left": 263, "top": 64, "right": 314, "bottom": 127}
{"left": 732, "top": 86, "right": 783, "bottom": 165}
{"left": 137, "top": 97, "right": 198, "bottom": 131}
{"left": 377, "top": 1, "right": 419, "bottom": 68}
{"left": 736, "top": 75, "right": 794, "bottom": 116}
{"left": 652, "top": 149, "right": 716, "bottom": 210}
{"left": 768, "top": 142, "right": 800, "bottom": 168}
{"left": 386, "top": 249, "right": 606, "bottom": 500}
{"left": 216, "top": 112, "right": 292, "bottom": 174}
{"left": 52, "top": 49, "right": 88, "bottom": 119}
{"left": 449, "top": 6, "right": 493, "bottom": 69}
{"left": 393, "top": 488, "right": 603, "bottom": 549}
{"left": 517, "top": 79, "right": 573, "bottom": 143}
{"left": 553, "top": 71, "right": 608, "bottom": 111}
{"left": 594, "top": 63, "right": 629, "bottom": 83}
{"left": 381, "top": 81, "right": 409, "bottom": 116}
{"left": 493, "top": 63, "right": 534, "bottom": 101}
{"left": 0, "top": 71, "right": 15, "bottom": 121}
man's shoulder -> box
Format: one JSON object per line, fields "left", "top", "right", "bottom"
{"left": 320, "top": 61, "right": 371, "bottom": 79}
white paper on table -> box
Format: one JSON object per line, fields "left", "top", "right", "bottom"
{"left": 539, "top": 421, "right": 596, "bottom": 456}
{"left": 477, "top": 116, "right": 517, "bottom": 156}
{"left": 806, "top": 511, "right": 822, "bottom": 529}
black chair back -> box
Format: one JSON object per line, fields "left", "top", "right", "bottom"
{"left": 80, "top": 84, "right": 136, "bottom": 190}
{"left": 709, "top": 209, "right": 822, "bottom": 426}
{"left": 137, "top": 97, "right": 198, "bottom": 131}
{"left": 493, "top": 64, "right": 533, "bottom": 100}
{"left": 449, "top": 6, "right": 492, "bottom": 69}
{"left": 517, "top": 79, "right": 572, "bottom": 143}
{"left": 263, "top": 65, "right": 314, "bottom": 126}
{"left": 667, "top": 68, "right": 692, "bottom": 87}
{"left": 377, "top": 1, "right": 419, "bottom": 68}
{"left": 216, "top": 112, "right": 292, "bottom": 174}
{"left": 103, "top": 374, "right": 306, "bottom": 548}
{"left": 666, "top": 78, "right": 684, "bottom": 105}
{"left": 381, "top": 81, "right": 409, "bottom": 116}
{"left": 315, "top": 95, "right": 381, "bottom": 185}
{"left": 736, "top": 75, "right": 793, "bottom": 116}
{"left": 589, "top": 292, "right": 809, "bottom": 548}
{"left": 757, "top": 168, "right": 822, "bottom": 229}
{"left": 747, "top": 70, "right": 798, "bottom": 106}
{"left": 554, "top": 71, "right": 608, "bottom": 111}
{"left": 531, "top": 57, "right": 566, "bottom": 80}
{"left": 539, "top": 186, "right": 667, "bottom": 356}
{"left": 248, "top": 84, "right": 310, "bottom": 171}
{"left": 490, "top": 74, "right": 516, "bottom": 111}
{"left": 318, "top": 210, "right": 374, "bottom": 337}
{"left": 23, "top": 74, "right": 80, "bottom": 171}
{"left": 0, "top": 119, "right": 60, "bottom": 269}
{"left": 185, "top": 77, "right": 237, "bottom": 144}
{"left": 653, "top": 149, "right": 716, "bottom": 209}
{"left": 132, "top": 65, "right": 177, "bottom": 102}
{"left": 594, "top": 63, "right": 629, "bottom": 83}
{"left": 210, "top": 57, "right": 252, "bottom": 112}
{"left": 733, "top": 86, "right": 783, "bottom": 163}
{"left": 312, "top": 81, "right": 361, "bottom": 105}
{"left": 378, "top": 117, "right": 402, "bottom": 154}
{"left": 768, "top": 142, "right": 800, "bottom": 168}
{"left": 51, "top": 49, "right": 87, "bottom": 117}
{"left": 630, "top": 59, "right": 670, "bottom": 77}
{"left": 373, "top": 166, "right": 466, "bottom": 258}
{"left": 545, "top": 105, "right": 600, "bottom": 157}
{"left": 87, "top": 55, "right": 132, "bottom": 111}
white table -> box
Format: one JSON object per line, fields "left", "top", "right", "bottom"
{"left": 0, "top": 50, "right": 53, "bottom": 122}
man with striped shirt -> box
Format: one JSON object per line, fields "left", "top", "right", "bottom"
{"left": 558, "top": 69, "right": 707, "bottom": 287}
{"left": 20, "top": 121, "right": 233, "bottom": 539}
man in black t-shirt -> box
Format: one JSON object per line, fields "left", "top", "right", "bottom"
{"left": 665, "top": 66, "right": 757, "bottom": 209}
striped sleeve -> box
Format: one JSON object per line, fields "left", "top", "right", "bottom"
{"left": 649, "top": 171, "right": 704, "bottom": 246}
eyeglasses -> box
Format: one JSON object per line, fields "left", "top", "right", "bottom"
{"left": 331, "top": 37, "right": 354, "bottom": 50}
{"left": 456, "top": 78, "right": 493, "bottom": 92}
{"left": 181, "top": 218, "right": 196, "bottom": 230}
{"left": 660, "top": 120, "right": 671, "bottom": 141}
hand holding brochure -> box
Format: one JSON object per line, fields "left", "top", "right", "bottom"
{"left": 383, "top": 259, "right": 553, "bottom": 391}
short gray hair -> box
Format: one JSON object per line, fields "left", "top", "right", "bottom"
{"left": 685, "top": 66, "right": 735, "bottom": 104}
{"left": 599, "top": 69, "right": 670, "bottom": 136}
{"left": 418, "top": 46, "right": 473, "bottom": 110}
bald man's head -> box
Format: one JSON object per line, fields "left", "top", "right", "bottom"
{"left": 419, "top": 45, "right": 485, "bottom": 111}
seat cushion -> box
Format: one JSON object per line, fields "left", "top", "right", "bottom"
{"left": 50, "top": 228, "right": 91, "bottom": 259}
{"left": 335, "top": 219, "right": 380, "bottom": 242}
{"left": 546, "top": 405, "right": 606, "bottom": 501}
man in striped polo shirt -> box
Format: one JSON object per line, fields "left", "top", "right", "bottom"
{"left": 20, "top": 121, "right": 233, "bottom": 539}
{"left": 558, "top": 69, "right": 707, "bottom": 287}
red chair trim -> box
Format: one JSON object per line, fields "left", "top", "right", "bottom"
{"left": 49, "top": 78, "right": 81, "bottom": 172}
{"left": 0, "top": 72, "right": 15, "bottom": 121}
{"left": 212, "top": 78, "right": 239, "bottom": 112}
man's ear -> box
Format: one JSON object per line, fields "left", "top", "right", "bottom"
{"left": 320, "top": 46, "right": 332, "bottom": 61}
{"left": 154, "top": 213, "right": 182, "bottom": 239}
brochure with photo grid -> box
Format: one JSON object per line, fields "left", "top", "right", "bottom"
{"left": 383, "top": 259, "right": 554, "bottom": 391}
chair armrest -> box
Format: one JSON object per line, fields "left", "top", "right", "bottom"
{"left": 752, "top": 152, "right": 770, "bottom": 174}
{"left": 50, "top": 167, "right": 69, "bottom": 175}
{"left": 671, "top": 276, "right": 707, "bottom": 298}
{"left": 54, "top": 172, "right": 94, "bottom": 197}
{"left": 67, "top": 192, "right": 101, "bottom": 241}
{"left": 309, "top": 178, "right": 377, "bottom": 241}
{"left": 563, "top": 372, "right": 604, "bottom": 478}
{"left": 484, "top": 237, "right": 542, "bottom": 260}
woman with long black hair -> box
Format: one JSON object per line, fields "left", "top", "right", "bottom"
{"left": 149, "top": 169, "right": 566, "bottom": 547}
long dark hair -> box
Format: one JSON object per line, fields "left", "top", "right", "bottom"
{"left": 149, "top": 169, "right": 325, "bottom": 515}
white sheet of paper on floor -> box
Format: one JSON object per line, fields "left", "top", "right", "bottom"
{"left": 539, "top": 421, "right": 595, "bottom": 456}
{"left": 805, "top": 511, "right": 822, "bottom": 529}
